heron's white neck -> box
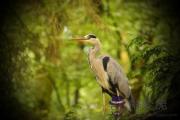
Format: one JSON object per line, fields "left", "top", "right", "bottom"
{"left": 88, "top": 40, "right": 101, "bottom": 61}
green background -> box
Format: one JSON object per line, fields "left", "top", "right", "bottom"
{"left": 0, "top": 0, "right": 180, "bottom": 120}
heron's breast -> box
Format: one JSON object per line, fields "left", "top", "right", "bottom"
{"left": 90, "top": 59, "right": 110, "bottom": 89}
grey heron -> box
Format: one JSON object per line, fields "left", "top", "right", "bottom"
{"left": 72, "top": 34, "right": 135, "bottom": 114}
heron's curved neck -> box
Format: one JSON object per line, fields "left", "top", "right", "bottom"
{"left": 89, "top": 40, "right": 101, "bottom": 61}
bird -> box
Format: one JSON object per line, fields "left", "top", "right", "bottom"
{"left": 72, "top": 34, "right": 135, "bottom": 114}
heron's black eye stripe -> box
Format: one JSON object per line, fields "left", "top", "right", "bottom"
{"left": 102, "top": 56, "right": 110, "bottom": 71}
{"left": 87, "top": 34, "right": 96, "bottom": 39}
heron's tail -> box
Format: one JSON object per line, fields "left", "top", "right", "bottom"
{"left": 124, "top": 93, "right": 136, "bottom": 114}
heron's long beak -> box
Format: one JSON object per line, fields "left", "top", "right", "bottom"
{"left": 71, "top": 37, "right": 89, "bottom": 44}
{"left": 71, "top": 37, "right": 88, "bottom": 41}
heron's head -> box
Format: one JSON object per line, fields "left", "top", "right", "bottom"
{"left": 84, "top": 34, "right": 97, "bottom": 40}
{"left": 72, "top": 34, "right": 99, "bottom": 45}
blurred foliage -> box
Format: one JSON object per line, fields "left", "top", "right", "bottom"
{"left": 0, "top": 0, "right": 180, "bottom": 120}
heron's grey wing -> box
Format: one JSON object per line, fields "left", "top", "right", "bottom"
{"left": 106, "top": 57, "right": 131, "bottom": 98}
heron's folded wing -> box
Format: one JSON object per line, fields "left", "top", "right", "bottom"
{"left": 106, "top": 58, "right": 131, "bottom": 98}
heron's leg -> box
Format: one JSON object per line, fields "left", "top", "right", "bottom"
{"left": 102, "top": 91, "right": 107, "bottom": 114}
{"left": 116, "top": 88, "right": 120, "bottom": 96}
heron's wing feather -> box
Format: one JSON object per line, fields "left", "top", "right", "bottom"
{"left": 106, "top": 57, "right": 131, "bottom": 98}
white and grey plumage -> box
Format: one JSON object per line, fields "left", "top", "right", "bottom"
{"left": 72, "top": 34, "right": 135, "bottom": 113}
